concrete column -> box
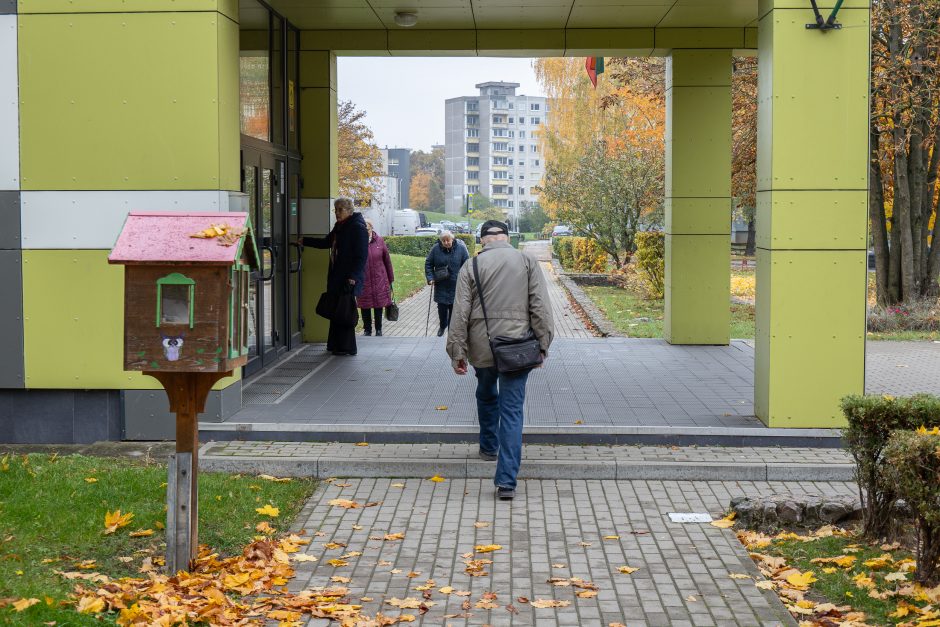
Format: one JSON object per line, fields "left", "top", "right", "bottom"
{"left": 664, "top": 49, "right": 732, "bottom": 345}
{"left": 297, "top": 45, "right": 338, "bottom": 342}
{"left": 755, "top": 0, "right": 870, "bottom": 427}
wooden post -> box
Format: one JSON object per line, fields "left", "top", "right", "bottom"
{"left": 148, "top": 370, "right": 230, "bottom": 574}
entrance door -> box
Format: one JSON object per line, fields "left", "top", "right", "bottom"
{"left": 243, "top": 148, "right": 288, "bottom": 375}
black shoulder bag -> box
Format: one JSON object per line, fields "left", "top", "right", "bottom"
{"left": 472, "top": 256, "right": 543, "bottom": 374}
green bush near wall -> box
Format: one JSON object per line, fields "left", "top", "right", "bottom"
{"left": 552, "top": 236, "right": 575, "bottom": 269}
{"left": 635, "top": 232, "right": 665, "bottom": 299}
{"left": 552, "top": 236, "right": 605, "bottom": 272}
{"left": 385, "top": 234, "right": 476, "bottom": 258}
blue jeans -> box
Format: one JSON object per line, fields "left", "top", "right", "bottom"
{"left": 474, "top": 366, "right": 530, "bottom": 490}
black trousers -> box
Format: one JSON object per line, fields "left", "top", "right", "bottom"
{"left": 438, "top": 303, "right": 453, "bottom": 329}
{"left": 361, "top": 307, "right": 383, "bottom": 332}
{"left": 327, "top": 321, "right": 357, "bottom": 355}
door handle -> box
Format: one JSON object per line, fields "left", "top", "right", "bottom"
{"left": 289, "top": 242, "right": 303, "bottom": 273}
{"left": 260, "top": 244, "right": 276, "bottom": 281}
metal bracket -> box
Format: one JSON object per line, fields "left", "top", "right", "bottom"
{"left": 806, "top": 0, "right": 843, "bottom": 31}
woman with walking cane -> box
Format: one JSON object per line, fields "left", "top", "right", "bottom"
{"left": 424, "top": 231, "right": 469, "bottom": 337}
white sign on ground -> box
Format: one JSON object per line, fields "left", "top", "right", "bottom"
{"left": 667, "top": 513, "right": 713, "bottom": 523}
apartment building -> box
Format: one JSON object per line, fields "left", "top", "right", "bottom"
{"left": 444, "top": 82, "right": 547, "bottom": 216}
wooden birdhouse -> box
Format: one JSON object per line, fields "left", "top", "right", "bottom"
{"left": 108, "top": 212, "right": 259, "bottom": 374}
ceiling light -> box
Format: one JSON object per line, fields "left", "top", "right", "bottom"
{"left": 394, "top": 11, "right": 418, "bottom": 27}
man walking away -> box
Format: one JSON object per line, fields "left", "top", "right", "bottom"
{"left": 446, "top": 220, "right": 554, "bottom": 500}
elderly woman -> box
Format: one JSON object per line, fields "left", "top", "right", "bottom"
{"left": 358, "top": 219, "right": 394, "bottom": 337}
{"left": 302, "top": 198, "right": 368, "bottom": 356}
{"left": 425, "top": 230, "right": 470, "bottom": 337}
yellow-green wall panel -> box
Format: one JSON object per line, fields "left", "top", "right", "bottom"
{"left": 665, "top": 88, "right": 732, "bottom": 198}
{"left": 757, "top": 7, "right": 870, "bottom": 191}
{"left": 19, "top": 0, "right": 238, "bottom": 21}
{"left": 754, "top": 249, "right": 866, "bottom": 427}
{"left": 218, "top": 16, "right": 240, "bottom": 192}
{"left": 299, "top": 51, "right": 337, "bottom": 89}
{"left": 756, "top": 190, "right": 867, "bottom": 250}
{"left": 299, "top": 87, "right": 338, "bottom": 200}
{"left": 656, "top": 28, "right": 746, "bottom": 49}
{"left": 22, "top": 250, "right": 239, "bottom": 390}
{"left": 301, "top": 248, "right": 329, "bottom": 342}
{"left": 666, "top": 198, "right": 731, "bottom": 235}
{"left": 19, "top": 13, "right": 227, "bottom": 191}
{"left": 665, "top": 234, "right": 730, "bottom": 344}
{"left": 667, "top": 49, "right": 733, "bottom": 86}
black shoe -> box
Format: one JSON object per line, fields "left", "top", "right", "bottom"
{"left": 497, "top": 487, "right": 515, "bottom": 500}
{"left": 376, "top": 329, "right": 383, "bottom": 337}
{"left": 437, "top": 326, "right": 446, "bottom": 337}
{"left": 479, "top": 450, "right": 498, "bottom": 462}
{"left": 363, "top": 330, "right": 372, "bottom": 336}
{"left": 332, "top": 350, "right": 357, "bottom": 356}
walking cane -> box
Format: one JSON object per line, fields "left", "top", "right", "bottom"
{"left": 425, "top": 284, "right": 434, "bottom": 337}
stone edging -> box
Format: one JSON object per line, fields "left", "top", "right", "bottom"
{"left": 550, "top": 258, "right": 621, "bottom": 337}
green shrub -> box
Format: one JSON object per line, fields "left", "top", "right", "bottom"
{"left": 884, "top": 428, "right": 940, "bottom": 584}
{"left": 635, "top": 232, "right": 665, "bottom": 299}
{"left": 385, "top": 234, "right": 475, "bottom": 258}
{"left": 553, "top": 236, "right": 575, "bottom": 269}
{"left": 841, "top": 393, "right": 940, "bottom": 539}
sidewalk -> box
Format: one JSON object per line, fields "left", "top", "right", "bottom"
{"left": 286, "top": 476, "right": 842, "bottom": 625}
{"left": 201, "top": 442, "right": 855, "bottom": 482}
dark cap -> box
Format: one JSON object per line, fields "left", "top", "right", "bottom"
{"left": 480, "top": 220, "right": 509, "bottom": 236}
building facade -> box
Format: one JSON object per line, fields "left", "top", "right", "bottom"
{"left": 444, "top": 82, "right": 546, "bottom": 217}
{"left": 360, "top": 149, "right": 400, "bottom": 237}
{"left": 385, "top": 148, "right": 411, "bottom": 209}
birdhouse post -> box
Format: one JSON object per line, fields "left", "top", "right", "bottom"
{"left": 109, "top": 212, "right": 259, "bottom": 573}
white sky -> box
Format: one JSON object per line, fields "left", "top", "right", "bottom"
{"left": 337, "top": 57, "right": 544, "bottom": 152}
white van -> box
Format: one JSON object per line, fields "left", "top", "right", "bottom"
{"left": 392, "top": 209, "right": 420, "bottom": 235}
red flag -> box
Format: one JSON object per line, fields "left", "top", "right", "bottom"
{"left": 585, "top": 56, "right": 598, "bottom": 88}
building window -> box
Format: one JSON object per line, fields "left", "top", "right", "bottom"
{"left": 531, "top": 117, "right": 540, "bottom": 125}
{"left": 493, "top": 142, "right": 509, "bottom": 151}
{"left": 493, "top": 171, "right": 508, "bottom": 179}
{"left": 519, "top": 117, "right": 525, "bottom": 125}
{"left": 519, "top": 131, "right": 526, "bottom": 139}
{"left": 508, "top": 158, "right": 514, "bottom": 165}
{"left": 520, "top": 187, "right": 526, "bottom": 195}
{"left": 467, "top": 128, "right": 479, "bottom": 138}
{"left": 530, "top": 103, "right": 540, "bottom": 111}
{"left": 518, "top": 160, "right": 525, "bottom": 166}
{"left": 493, "top": 128, "right": 508, "bottom": 137}
{"left": 466, "top": 101, "right": 478, "bottom": 112}
{"left": 467, "top": 142, "right": 479, "bottom": 152}
{"left": 466, "top": 115, "right": 479, "bottom": 125}
{"left": 508, "top": 117, "right": 514, "bottom": 123}
{"left": 467, "top": 157, "right": 479, "bottom": 166}
{"left": 508, "top": 201, "right": 514, "bottom": 208}
{"left": 508, "top": 187, "right": 514, "bottom": 194}
{"left": 493, "top": 156, "right": 509, "bottom": 165}
{"left": 468, "top": 185, "right": 479, "bottom": 194}
{"left": 534, "top": 159, "right": 540, "bottom": 167}
{"left": 531, "top": 145, "right": 539, "bottom": 153}
{"left": 518, "top": 144, "right": 525, "bottom": 152}
{"left": 520, "top": 174, "right": 525, "bottom": 180}
{"left": 467, "top": 170, "right": 479, "bottom": 180}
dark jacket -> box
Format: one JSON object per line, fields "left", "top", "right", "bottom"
{"left": 357, "top": 233, "right": 395, "bottom": 309}
{"left": 303, "top": 212, "right": 369, "bottom": 297}
{"left": 425, "top": 239, "right": 470, "bottom": 305}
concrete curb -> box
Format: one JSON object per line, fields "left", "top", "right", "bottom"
{"left": 200, "top": 454, "right": 856, "bottom": 482}
{"left": 551, "top": 258, "right": 621, "bottom": 337}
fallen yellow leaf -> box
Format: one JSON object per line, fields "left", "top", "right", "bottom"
{"left": 435, "top": 406, "right": 449, "bottom": 411}
{"left": 256, "top": 504, "right": 280, "bottom": 517}
{"left": 84, "top": 477, "right": 97, "bottom": 484}
{"left": 531, "top": 599, "right": 571, "bottom": 608}
{"left": 258, "top": 474, "right": 291, "bottom": 483}
{"left": 76, "top": 596, "right": 105, "bottom": 614}
{"left": 710, "top": 512, "right": 736, "bottom": 529}
{"left": 256, "top": 521, "right": 276, "bottom": 534}
{"left": 618, "top": 566, "right": 639, "bottom": 574}
{"left": 428, "top": 475, "right": 446, "bottom": 482}
{"left": 104, "top": 510, "right": 134, "bottom": 534}
{"left": 356, "top": 442, "right": 369, "bottom": 446}
{"left": 12, "top": 598, "right": 39, "bottom": 612}
{"left": 785, "top": 571, "right": 817, "bottom": 590}
{"left": 474, "top": 544, "right": 502, "bottom": 553}
{"left": 129, "top": 529, "right": 153, "bottom": 538}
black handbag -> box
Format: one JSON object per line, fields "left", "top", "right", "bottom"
{"left": 472, "top": 256, "right": 543, "bottom": 374}
{"left": 432, "top": 265, "right": 450, "bottom": 282}
{"left": 385, "top": 289, "right": 400, "bottom": 322}
{"left": 316, "top": 288, "right": 359, "bottom": 326}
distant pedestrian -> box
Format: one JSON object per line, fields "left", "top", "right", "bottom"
{"left": 425, "top": 230, "right": 469, "bottom": 337}
{"left": 302, "top": 198, "right": 368, "bottom": 356}
{"left": 358, "top": 219, "right": 394, "bottom": 337}
{"left": 446, "top": 220, "right": 554, "bottom": 500}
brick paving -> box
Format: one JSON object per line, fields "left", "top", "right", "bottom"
{"left": 287, "top": 478, "right": 853, "bottom": 625}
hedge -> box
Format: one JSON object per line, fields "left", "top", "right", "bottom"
{"left": 635, "top": 232, "right": 665, "bottom": 299}
{"left": 552, "top": 236, "right": 606, "bottom": 272}
{"left": 841, "top": 393, "right": 940, "bottom": 539}
{"left": 385, "top": 234, "right": 475, "bottom": 258}
{"left": 884, "top": 428, "right": 940, "bottom": 584}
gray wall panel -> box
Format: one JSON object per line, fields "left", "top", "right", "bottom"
{"left": 124, "top": 382, "right": 243, "bottom": 440}
{"left": 0, "top": 1, "right": 14, "bottom": 15}
{"left": 0, "top": 191, "right": 18, "bottom": 248}
{"left": 73, "top": 391, "right": 122, "bottom": 443}
{"left": 0, "top": 390, "right": 123, "bottom": 444}
{"left": 0, "top": 249, "right": 23, "bottom": 388}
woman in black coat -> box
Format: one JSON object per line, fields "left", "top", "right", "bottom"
{"left": 425, "top": 231, "right": 470, "bottom": 337}
{"left": 302, "top": 198, "right": 369, "bottom": 355}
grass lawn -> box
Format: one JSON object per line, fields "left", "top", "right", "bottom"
{"left": 390, "top": 253, "right": 428, "bottom": 301}
{"left": 0, "top": 453, "right": 315, "bottom": 625}
{"left": 867, "top": 329, "right": 940, "bottom": 341}
{"left": 583, "top": 284, "right": 756, "bottom": 339}
{"left": 747, "top": 530, "right": 922, "bottom": 626}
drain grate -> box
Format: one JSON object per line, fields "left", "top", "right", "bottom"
{"left": 242, "top": 346, "right": 331, "bottom": 405}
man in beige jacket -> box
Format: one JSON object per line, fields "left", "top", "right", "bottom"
{"left": 446, "top": 220, "right": 554, "bottom": 500}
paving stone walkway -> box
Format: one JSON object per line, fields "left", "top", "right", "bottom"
{"left": 288, "top": 478, "right": 855, "bottom": 625}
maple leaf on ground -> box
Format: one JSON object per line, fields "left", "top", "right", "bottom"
{"left": 255, "top": 504, "right": 280, "bottom": 517}
{"left": 474, "top": 521, "right": 490, "bottom": 528}
{"left": 618, "top": 566, "right": 639, "bottom": 574}
{"left": 12, "top": 598, "right": 39, "bottom": 612}
{"left": 328, "top": 499, "right": 362, "bottom": 509}
{"left": 104, "top": 510, "right": 134, "bottom": 534}
{"left": 710, "top": 512, "right": 736, "bottom": 529}
{"left": 428, "top": 475, "right": 446, "bottom": 483}
{"left": 76, "top": 596, "right": 105, "bottom": 614}
{"left": 128, "top": 529, "right": 153, "bottom": 538}
{"left": 785, "top": 571, "right": 817, "bottom": 590}
{"left": 256, "top": 521, "right": 276, "bottom": 534}
{"left": 531, "top": 599, "right": 571, "bottom": 608}
{"left": 258, "top": 474, "right": 291, "bottom": 483}
{"left": 84, "top": 477, "right": 97, "bottom": 483}
{"left": 474, "top": 544, "right": 502, "bottom": 553}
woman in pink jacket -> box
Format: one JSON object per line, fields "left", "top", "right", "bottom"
{"left": 358, "top": 219, "right": 395, "bottom": 336}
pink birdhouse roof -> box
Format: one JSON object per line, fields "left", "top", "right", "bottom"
{"left": 108, "top": 212, "right": 259, "bottom": 268}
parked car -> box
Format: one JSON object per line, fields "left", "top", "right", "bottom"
{"left": 415, "top": 228, "right": 439, "bottom": 236}
{"left": 551, "top": 225, "right": 573, "bottom": 238}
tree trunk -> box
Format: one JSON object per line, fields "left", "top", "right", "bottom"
{"left": 869, "top": 127, "right": 891, "bottom": 305}
{"left": 892, "top": 119, "right": 917, "bottom": 301}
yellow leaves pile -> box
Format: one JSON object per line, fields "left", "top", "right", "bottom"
{"left": 189, "top": 223, "right": 247, "bottom": 247}
{"left": 104, "top": 510, "right": 134, "bottom": 535}
{"left": 255, "top": 504, "right": 280, "bottom": 517}
{"left": 710, "top": 512, "right": 736, "bottom": 529}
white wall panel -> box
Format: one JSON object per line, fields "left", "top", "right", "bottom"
{"left": 21, "top": 190, "right": 234, "bottom": 249}
{"left": 301, "top": 197, "right": 333, "bottom": 234}
{"left": 0, "top": 15, "right": 19, "bottom": 190}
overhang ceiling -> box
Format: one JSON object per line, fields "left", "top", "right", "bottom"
{"left": 265, "top": 0, "right": 760, "bottom": 30}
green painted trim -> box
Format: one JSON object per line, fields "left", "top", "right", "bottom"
{"left": 228, "top": 266, "right": 237, "bottom": 359}
{"left": 156, "top": 272, "right": 195, "bottom": 329}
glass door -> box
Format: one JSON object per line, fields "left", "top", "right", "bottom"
{"left": 287, "top": 157, "right": 303, "bottom": 347}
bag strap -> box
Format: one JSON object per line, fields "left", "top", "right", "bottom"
{"left": 471, "top": 256, "right": 492, "bottom": 341}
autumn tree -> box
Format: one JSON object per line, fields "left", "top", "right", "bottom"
{"left": 337, "top": 100, "right": 384, "bottom": 204}
{"left": 732, "top": 56, "right": 758, "bottom": 256}
{"left": 410, "top": 147, "right": 445, "bottom": 211}
{"left": 870, "top": 0, "right": 940, "bottom": 304}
